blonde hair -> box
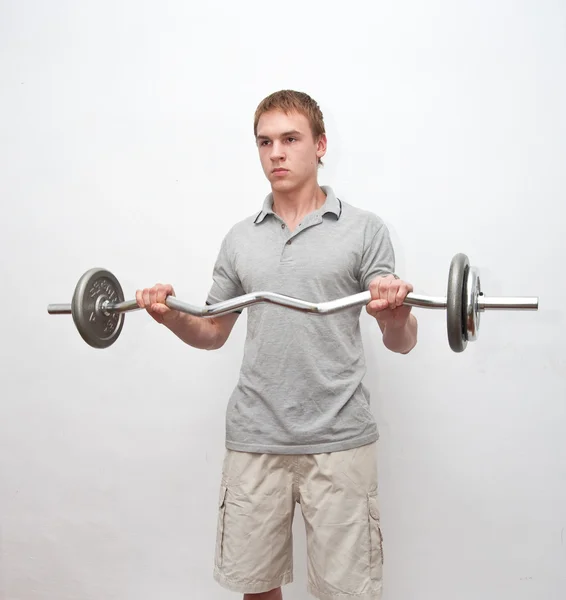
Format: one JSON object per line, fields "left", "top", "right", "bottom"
{"left": 254, "top": 90, "right": 326, "bottom": 165}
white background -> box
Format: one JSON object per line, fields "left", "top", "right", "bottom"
{"left": 1, "top": 1, "right": 565, "bottom": 599}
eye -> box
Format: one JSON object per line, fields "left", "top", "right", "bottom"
{"left": 287, "top": 137, "right": 296, "bottom": 143}
{"left": 260, "top": 140, "right": 270, "bottom": 146}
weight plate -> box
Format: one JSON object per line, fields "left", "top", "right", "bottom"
{"left": 71, "top": 268, "right": 125, "bottom": 349}
{"left": 464, "top": 266, "right": 481, "bottom": 342}
{"left": 446, "top": 253, "right": 469, "bottom": 353}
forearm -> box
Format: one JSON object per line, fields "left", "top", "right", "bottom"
{"left": 165, "top": 313, "right": 224, "bottom": 350}
{"left": 380, "top": 314, "right": 418, "bottom": 354}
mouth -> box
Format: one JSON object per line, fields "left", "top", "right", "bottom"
{"left": 272, "top": 168, "right": 289, "bottom": 175}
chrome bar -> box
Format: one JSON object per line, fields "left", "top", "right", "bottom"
{"left": 165, "top": 291, "right": 375, "bottom": 317}
{"left": 47, "top": 292, "right": 538, "bottom": 318}
{"left": 107, "top": 299, "right": 140, "bottom": 313}
{"left": 478, "top": 296, "right": 539, "bottom": 311}
{"left": 404, "top": 295, "right": 447, "bottom": 310}
{"left": 111, "top": 291, "right": 448, "bottom": 317}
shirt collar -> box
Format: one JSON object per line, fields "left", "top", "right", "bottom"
{"left": 254, "top": 185, "right": 342, "bottom": 224}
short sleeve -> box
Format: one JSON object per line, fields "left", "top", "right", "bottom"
{"left": 205, "top": 233, "right": 245, "bottom": 308}
{"left": 358, "top": 221, "right": 396, "bottom": 290}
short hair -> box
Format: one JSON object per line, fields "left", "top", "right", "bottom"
{"left": 254, "top": 90, "right": 326, "bottom": 165}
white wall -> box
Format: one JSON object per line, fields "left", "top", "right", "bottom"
{"left": 1, "top": 1, "right": 565, "bottom": 599}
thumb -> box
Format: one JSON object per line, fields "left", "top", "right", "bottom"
{"left": 151, "top": 303, "right": 170, "bottom": 314}
{"left": 372, "top": 299, "right": 389, "bottom": 310}
{"left": 366, "top": 299, "right": 389, "bottom": 315}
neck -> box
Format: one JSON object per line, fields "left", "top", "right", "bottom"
{"left": 272, "top": 181, "right": 326, "bottom": 225}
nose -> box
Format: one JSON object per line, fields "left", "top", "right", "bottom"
{"left": 269, "top": 141, "right": 285, "bottom": 162}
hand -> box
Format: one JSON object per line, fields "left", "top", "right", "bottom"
{"left": 135, "top": 283, "right": 181, "bottom": 326}
{"left": 366, "top": 275, "right": 414, "bottom": 328}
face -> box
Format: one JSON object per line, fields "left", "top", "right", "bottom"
{"left": 255, "top": 110, "right": 327, "bottom": 192}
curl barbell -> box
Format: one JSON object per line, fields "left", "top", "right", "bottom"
{"left": 47, "top": 253, "right": 538, "bottom": 352}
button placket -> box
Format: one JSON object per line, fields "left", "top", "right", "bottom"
{"left": 278, "top": 213, "right": 324, "bottom": 261}
{"left": 282, "top": 231, "right": 293, "bottom": 258}
{"left": 277, "top": 219, "right": 292, "bottom": 260}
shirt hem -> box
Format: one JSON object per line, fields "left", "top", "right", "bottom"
{"left": 225, "top": 431, "right": 379, "bottom": 455}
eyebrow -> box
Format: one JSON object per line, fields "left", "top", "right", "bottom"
{"left": 256, "top": 130, "right": 303, "bottom": 140}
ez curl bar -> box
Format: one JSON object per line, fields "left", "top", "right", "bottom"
{"left": 47, "top": 253, "right": 539, "bottom": 352}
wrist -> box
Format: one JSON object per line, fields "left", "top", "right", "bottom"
{"left": 377, "top": 312, "right": 411, "bottom": 330}
{"left": 163, "top": 310, "right": 185, "bottom": 330}
{"left": 381, "top": 314, "right": 417, "bottom": 353}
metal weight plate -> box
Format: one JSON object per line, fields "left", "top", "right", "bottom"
{"left": 446, "top": 253, "right": 469, "bottom": 352}
{"left": 71, "top": 268, "right": 125, "bottom": 348}
{"left": 464, "top": 266, "right": 481, "bottom": 342}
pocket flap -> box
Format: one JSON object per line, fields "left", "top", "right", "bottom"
{"left": 218, "top": 484, "right": 227, "bottom": 508}
{"left": 368, "top": 492, "right": 380, "bottom": 521}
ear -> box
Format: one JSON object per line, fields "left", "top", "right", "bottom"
{"left": 316, "top": 133, "right": 327, "bottom": 161}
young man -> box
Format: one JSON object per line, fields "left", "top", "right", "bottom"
{"left": 136, "top": 90, "right": 417, "bottom": 600}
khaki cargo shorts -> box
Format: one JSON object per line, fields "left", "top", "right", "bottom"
{"left": 213, "top": 441, "right": 384, "bottom": 600}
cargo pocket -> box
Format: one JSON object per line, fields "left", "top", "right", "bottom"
{"left": 367, "top": 491, "right": 384, "bottom": 582}
{"left": 215, "top": 485, "right": 228, "bottom": 568}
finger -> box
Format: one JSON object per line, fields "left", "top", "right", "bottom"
{"left": 160, "top": 283, "right": 175, "bottom": 304}
{"left": 388, "top": 283, "right": 398, "bottom": 309}
{"left": 378, "top": 278, "right": 391, "bottom": 307}
{"left": 377, "top": 277, "right": 388, "bottom": 301}
{"left": 395, "top": 286, "right": 404, "bottom": 307}
{"left": 142, "top": 288, "right": 151, "bottom": 308}
{"left": 154, "top": 284, "right": 166, "bottom": 305}
{"left": 135, "top": 289, "right": 143, "bottom": 308}
{"left": 149, "top": 283, "right": 161, "bottom": 305}
{"left": 369, "top": 278, "right": 381, "bottom": 300}
{"left": 396, "top": 284, "right": 410, "bottom": 307}
{"left": 158, "top": 291, "right": 171, "bottom": 311}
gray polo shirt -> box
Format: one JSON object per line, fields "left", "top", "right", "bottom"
{"left": 206, "top": 185, "right": 396, "bottom": 454}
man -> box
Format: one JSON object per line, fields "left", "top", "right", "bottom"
{"left": 136, "top": 90, "right": 417, "bottom": 600}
